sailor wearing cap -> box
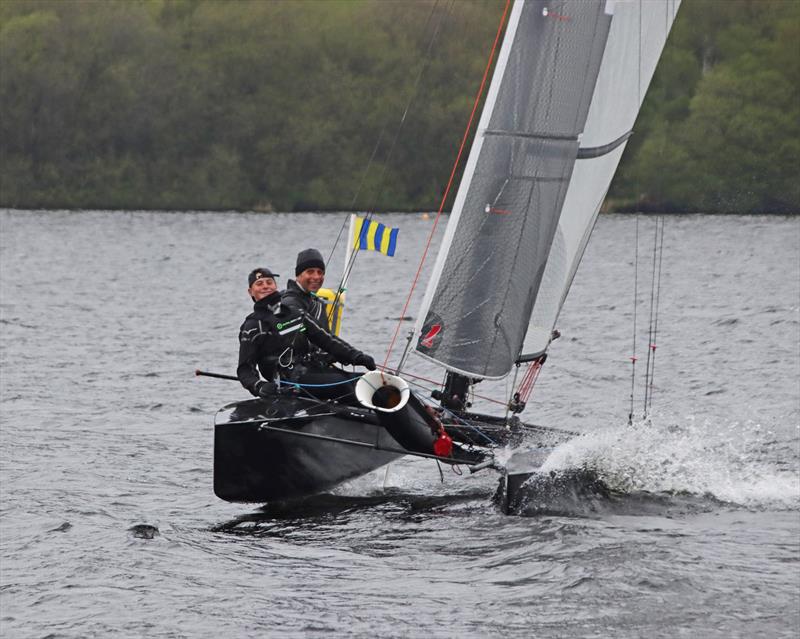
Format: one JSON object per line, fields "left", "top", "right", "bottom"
{"left": 247, "top": 267, "right": 279, "bottom": 302}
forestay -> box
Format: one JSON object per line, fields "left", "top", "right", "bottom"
{"left": 413, "top": 0, "right": 680, "bottom": 379}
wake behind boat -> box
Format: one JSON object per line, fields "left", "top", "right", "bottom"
{"left": 211, "top": 0, "right": 680, "bottom": 509}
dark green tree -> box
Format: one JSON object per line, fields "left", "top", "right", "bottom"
{"left": 1, "top": 0, "right": 796, "bottom": 213}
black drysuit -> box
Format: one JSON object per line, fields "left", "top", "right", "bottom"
{"left": 282, "top": 279, "right": 330, "bottom": 331}
{"left": 237, "top": 291, "right": 373, "bottom": 400}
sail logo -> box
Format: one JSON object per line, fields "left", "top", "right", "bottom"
{"left": 420, "top": 324, "right": 442, "bottom": 349}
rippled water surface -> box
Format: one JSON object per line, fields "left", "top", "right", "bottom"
{"left": 1, "top": 210, "right": 798, "bottom": 638}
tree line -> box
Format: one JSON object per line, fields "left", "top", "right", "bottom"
{"left": 0, "top": 0, "right": 797, "bottom": 213}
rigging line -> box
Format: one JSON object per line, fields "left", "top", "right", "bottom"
{"left": 648, "top": 215, "right": 666, "bottom": 412}
{"left": 285, "top": 383, "right": 326, "bottom": 404}
{"left": 388, "top": 0, "right": 513, "bottom": 373}
{"left": 646, "top": 215, "right": 666, "bottom": 416}
{"left": 430, "top": 400, "right": 499, "bottom": 446}
{"left": 629, "top": 216, "right": 640, "bottom": 426}
{"left": 278, "top": 376, "right": 361, "bottom": 389}
{"left": 362, "top": 0, "right": 455, "bottom": 216}
{"left": 330, "top": 0, "right": 453, "bottom": 316}
{"left": 375, "top": 364, "right": 508, "bottom": 407}
{"left": 517, "top": 358, "right": 542, "bottom": 400}
{"left": 393, "top": 324, "right": 418, "bottom": 379}
{"left": 326, "top": 0, "right": 446, "bottom": 269}
{"left": 644, "top": 3, "right": 675, "bottom": 418}
{"left": 642, "top": 215, "right": 662, "bottom": 417}
{"left": 392, "top": 373, "right": 498, "bottom": 445}
{"left": 647, "top": 3, "right": 674, "bottom": 417}
{"left": 403, "top": 384, "right": 498, "bottom": 446}
{"left": 504, "top": 362, "right": 522, "bottom": 425}
{"left": 335, "top": 1, "right": 450, "bottom": 278}
{"left": 628, "top": 0, "right": 643, "bottom": 427}
{"left": 325, "top": 128, "right": 388, "bottom": 268}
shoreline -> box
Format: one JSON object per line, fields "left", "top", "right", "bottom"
{"left": 1, "top": 207, "right": 798, "bottom": 216}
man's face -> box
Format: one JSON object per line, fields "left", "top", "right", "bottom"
{"left": 248, "top": 277, "right": 277, "bottom": 301}
{"left": 296, "top": 268, "right": 324, "bottom": 293}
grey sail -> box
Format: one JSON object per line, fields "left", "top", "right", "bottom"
{"left": 524, "top": 0, "right": 681, "bottom": 356}
{"left": 413, "top": 0, "right": 613, "bottom": 379}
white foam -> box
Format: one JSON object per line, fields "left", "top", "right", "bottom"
{"left": 538, "top": 413, "right": 800, "bottom": 510}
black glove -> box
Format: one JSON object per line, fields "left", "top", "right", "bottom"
{"left": 256, "top": 381, "right": 276, "bottom": 398}
{"left": 354, "top": 353, "right": 376, "bottom": 371}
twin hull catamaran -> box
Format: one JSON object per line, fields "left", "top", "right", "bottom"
{"left": 213, "top": 0, "right": 680, "bottom": 506}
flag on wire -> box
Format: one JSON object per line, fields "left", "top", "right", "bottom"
{"left": 352, "top": 215, "right": 399, "bottom": 257}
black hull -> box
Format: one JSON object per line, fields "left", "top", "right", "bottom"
{"left": 214, "top": 394, "right": 486, "bottom": 503}
{"left": 215, "top": 397, "right": 400, "bottom": 502}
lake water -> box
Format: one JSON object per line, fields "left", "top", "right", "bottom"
{"left": 1, "top": 209, "right": 798, "bottom": 638}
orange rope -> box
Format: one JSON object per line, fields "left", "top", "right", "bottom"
{"left": 382, "top": 0, "right": 512, "bottom": 370}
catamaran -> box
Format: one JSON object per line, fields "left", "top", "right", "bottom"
{"left": 212, "top": 0, "right": 681, "bottom": 509}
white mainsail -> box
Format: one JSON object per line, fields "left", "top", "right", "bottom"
{"left": 411, "top": 0, "right": 680, "bottom": 378}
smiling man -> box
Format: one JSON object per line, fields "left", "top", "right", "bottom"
{"left": 247, "top": 267, "right": 278, "bottom": 301}
{"left": 282, "top": 248, "right": 329, "bottom": 331}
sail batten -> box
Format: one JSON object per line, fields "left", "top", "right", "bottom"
{"left": 484, "top": 130, "right": 580, "bottom": 142}
{"left": 492, "top": 176, "right": 569, "bottom": 184}
{"left": 576, "top": 130, "right": 633, "bottom": 159}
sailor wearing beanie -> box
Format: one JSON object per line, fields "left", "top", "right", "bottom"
{"left": 282, "top": 248, "right": 329, "bottom": 331}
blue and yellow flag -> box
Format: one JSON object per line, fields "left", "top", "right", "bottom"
{"left": 352, "top": 216, "right": 399, "bottom": 257}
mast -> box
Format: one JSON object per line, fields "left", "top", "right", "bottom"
{"left": 341, "top": 213, "right": 356, "bottom": 294}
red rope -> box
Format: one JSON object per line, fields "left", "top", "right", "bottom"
{"left": 382, "top": 0, "right": 512, "bottom": 370}
{"left": 515, "top": 358, "right": 544, "bottom": 404}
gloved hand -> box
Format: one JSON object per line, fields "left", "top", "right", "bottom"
{"left": 256, "top": 381, "right": 277, "bottom": 398}
{"left": 354, "top": 353, "right": 376, "bottom": 371}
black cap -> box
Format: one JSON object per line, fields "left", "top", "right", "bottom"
{"left": 295, "top": 248, "right": 325, "bottom": 276}
{"left": 248, "top": 268, "right": 279, "bottom": 287}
